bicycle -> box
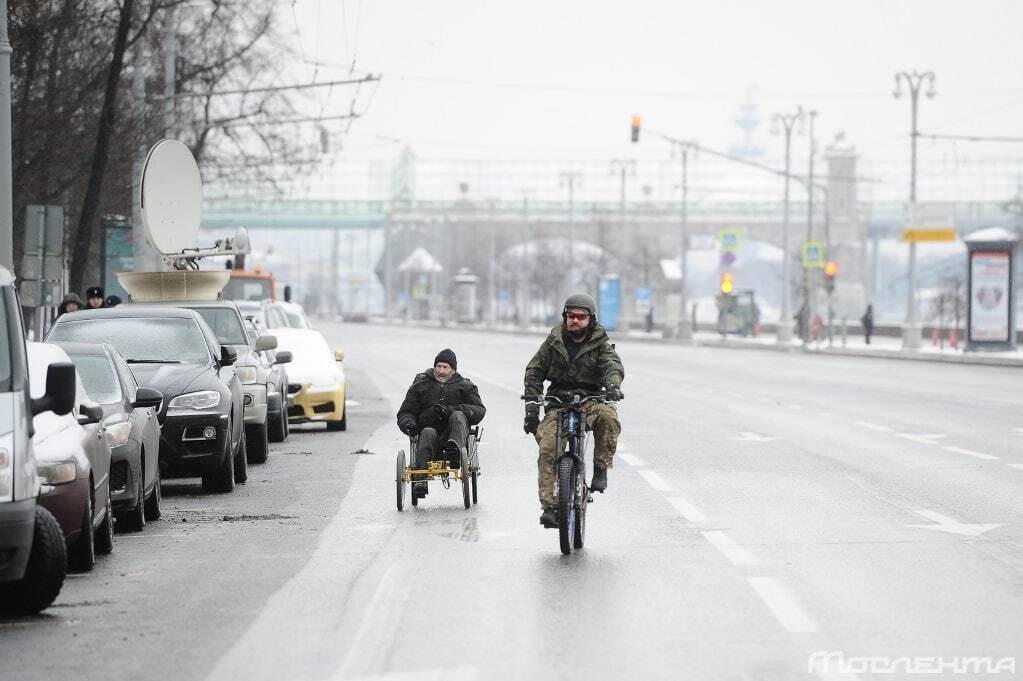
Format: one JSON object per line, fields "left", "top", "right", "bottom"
{"left": 521, "top": 392, "right": 618, "bottom": 555}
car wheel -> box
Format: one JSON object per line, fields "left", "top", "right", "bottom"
{"left": 234, "top": 428, "right": 248, "bottom": 484}
{"left": 246, "top": 421, "right": 269, "bottom": 464}
{"left": 268, "top": 409, "right": 286, "bottom": 442}
{"left": 144, "top": 468, "right": 162, "bottom": 521}
{"left": 119, "top": 464, "right": 146, "bottom": 532}
{"left": 0, "top": 506, "right": 67, "bottom": 615}
{"left": 68, "top": 488, "right": 96, "bottom": 572}
{"left": 95, "top": 494, "right": 114, "bottom": 555}
{"left": 202, "top": 427, "right": 235, "bottom": 494}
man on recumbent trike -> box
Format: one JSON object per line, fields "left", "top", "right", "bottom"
{"left": 397, "top": 349, "right": 486, "bottom": 497}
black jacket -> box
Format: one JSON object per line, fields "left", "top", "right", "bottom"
{"left": 397, "top": 369, "right": 486, "bottom": 432}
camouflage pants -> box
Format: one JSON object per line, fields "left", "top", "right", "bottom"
{"left": 535, "top": 402, "right": 620, "bottom": 508}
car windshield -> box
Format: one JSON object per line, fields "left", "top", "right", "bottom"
{"left": 49, "top": 318, "right": 211, "bottom": 364}
{"left": 222, "top": 277, "right": 272, "bottom": 302}
{"left": 286, "top": 312, "right": 308, "bottom": 328}
{"left": 0, "top": 295, "right": 11, "bottom": 393}
{"left": 189, "top": 307, "right": 247, "bottom": 345}
{"left": 70, "top": 353, "right": 121, "bottom": 404}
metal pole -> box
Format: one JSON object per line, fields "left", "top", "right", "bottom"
{"left": 610, "top": 159, "right": 634, "bottom": 328}
{"left": 163, "top": 12, "right": 176, "bottom": 137}
{"left": 677, "top": 143, "right": 693, "bottom": 340}
{"left": 559, "top": 172, "right": 581, "bottom": 296}
{"left": 487, "top": 200, "right": 496, "bottom": 322}
{"left": 894, "top": 70, "right": 935, "bottom": 350}
{"left": 0, "top": 2, "right": 13, "bottom": 270}
{"left": 773, "top": 107, "right": 803, "bottom": 343}
{"left": 805, "top": 111, "right": 817, "bottom": 345}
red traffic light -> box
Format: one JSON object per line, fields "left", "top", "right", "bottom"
{"left": 630, "top": 115, "right": 641, "bottom": 143}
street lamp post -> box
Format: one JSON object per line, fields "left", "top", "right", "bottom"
{"left": 609, "top": 159, "right": 636, "bottom": 328}
{"left": 804, "top": 110, "right": 818, "bottom": 345}
{"left": 0, "top": 1, "right": 13, "bottom": 270}
{"left": 559, "top": 171, "right": 582, "bottom": 294}
{"left": 675, "top": 141, "right": 695, "bottom": 341}
{"left": 772, "top": 107, "right": 804, "bottom": 343}
{"left": 893, "top": 70, "right": 936, "bottom": 350}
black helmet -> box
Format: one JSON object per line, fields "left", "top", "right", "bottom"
{"left": 562, "top": 293, "right": 597, "bottom": 322}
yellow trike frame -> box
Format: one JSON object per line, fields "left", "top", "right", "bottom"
{"left": 396, "top": 427, "right": 481, "bottom": 511}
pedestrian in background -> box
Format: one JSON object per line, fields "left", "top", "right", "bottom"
{"left": 104, "top": 294, "right": 122, "bottom": 307}
{"left": 86, "top": 286, "right": 105, "bottom": 309}
{"left": 57, "top": 292, "right": 83, "bottom": 316}
{"left": 861, "top": 304, "right": 874, "bottom": 345}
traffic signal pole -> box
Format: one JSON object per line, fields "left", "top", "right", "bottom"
{"left": 0, "top": 3, "right": 13, "bottom": 270}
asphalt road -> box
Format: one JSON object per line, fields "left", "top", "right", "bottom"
{"left": 3, "top": 321, "right": 1021, "bottom": 681}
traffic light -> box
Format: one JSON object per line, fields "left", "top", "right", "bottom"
{"left": 630, "top": 115, "right": 641, "bottom": 143}
{"left": 823, "top": 260, "right": 837, "bottom": 293}
{"left": 720, "top": 271, "right": 734, "bottom": 295}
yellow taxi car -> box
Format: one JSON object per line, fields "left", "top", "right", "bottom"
{"left": 272, "top": 328, "right": 346, "bottom": 431}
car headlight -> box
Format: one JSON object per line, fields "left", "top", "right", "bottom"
{"left": 104, "top": 421, "right": 133, "bottom": 448}
{"left": 37, "top": 459, "right": 77, "bottom": 485}
{"left": 167, "top": 390, "right": 221, "bottom": 412}
{"left": 236, "top": 365, "right": 259, "bottom": 384}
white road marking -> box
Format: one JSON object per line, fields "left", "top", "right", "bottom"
{"left": 341, "top": 666, "right": 478, "bottom": 681}
{"left": 1008, "top": 463, "right": 1023, "bottom": 471}
{"left": 758, "top": 397, "right": 771, "bottom": 403}
{"left": 1013, "top": 428, "right": 1023, "bottom": 435}
{"left": 344, "top": 399, "right": 360, "bottom": 407}
{"left": 817, "top": 411, "right": 834, "bottom": 417}
{"left": 788, "top": 404, "right": 803, "bottom": 410}
{"left": 730, "top": 431, "right": 778, "bottom": 443}
{"left": 746, "top": 577, "right": 817, "bottom": 633}
{"left": 909, "top": 509, "right": 1001, "bottom": 537}
{"left": 942, "top": 446, "right": 998, "bottom": 461}
{"left": 666, "top": 496, "right": 710, "bottom": 522}
{"left": 895, "top": 432, "right": 948, "bottom": 445}
{"left": 335, "top": 565, "right": 412, "bottom": 678}
{"left": 702, "top": 531, "right": 757, "bottom": 566}
{"left": 637, "top": 469, "right": 673, "bottom": 491}
{"left": 616, "top": 451, "right": 647, "bottom": 467}
{"left": 854, "top": 421, "right": 893, "bottom": 432}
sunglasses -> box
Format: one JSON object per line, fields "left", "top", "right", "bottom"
{"left": 565, "top": 312, "right": 590, "bottom": 321}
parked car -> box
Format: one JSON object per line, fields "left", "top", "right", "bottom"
{"left": 29, "top": 342, "right": 114, "bottom": 572}
{"left": 0, "top": 267, "right": 75, "bottom": 614}
{"left": 274, "top": 328, "right": 346, "bottom": 431}
{"left": 244, "top": 318, "right": 291, "bottom": 442}
{"left": 53, "top": 342, "right": 163, "bottom": 532}
{"left": 151, "top": 301, "right": 279, "bottom": 464}
{"left": 46, "top": 307, "right": 247, "bottom": 493}
{"left": 263, "top": 301, "right": 311, "bottom": 330}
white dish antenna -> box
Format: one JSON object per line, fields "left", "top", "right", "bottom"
{"left": 140, "top": 139, "right": 202, "bottom": 256}
{"left": 138, "top": 139, "right": 250, "bottom": 270}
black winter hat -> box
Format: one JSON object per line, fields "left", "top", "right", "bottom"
{"left": 86, "top": 286, "right": 104, "bottom": 299}
{"left": 434, "top": 348, "right": 457, "bottom": 370}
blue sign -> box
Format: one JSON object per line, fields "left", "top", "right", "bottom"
{"left": 635, "top": 286, "right": 651, "bottom": 301}
{"left": 598, "top": 276, "right": 621, "bottom": 331}
{"left": 498, "top": 289, "right": 510, "bottom": 302}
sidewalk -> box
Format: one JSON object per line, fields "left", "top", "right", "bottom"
{"left": 363, "top": 317, "right": 1023, "bottom": 368}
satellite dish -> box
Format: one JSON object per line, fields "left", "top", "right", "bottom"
{"left": 140, "top": 139, "right": 202, "bottom": 256}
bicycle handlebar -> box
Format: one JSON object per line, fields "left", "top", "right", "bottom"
{"left": 520, "top": 392, "right": 619, "bottom": 407}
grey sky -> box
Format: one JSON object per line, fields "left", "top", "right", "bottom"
{"left": 289, "top": 0, "right": 1023, "bottom": 164}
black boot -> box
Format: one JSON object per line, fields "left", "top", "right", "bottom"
{"left": 539, "top": 506, "right": 557, "bottom": 528}
{"left": 590, "top": 466, "right": 608, "bottom": 492}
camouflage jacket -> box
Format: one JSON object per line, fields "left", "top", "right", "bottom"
{"left": 523, "top": 323, "right": 624, "bottom": 416}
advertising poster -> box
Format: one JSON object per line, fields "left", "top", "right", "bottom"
{"left": 969, "top": 251, "right": 1010, "bottom": 342}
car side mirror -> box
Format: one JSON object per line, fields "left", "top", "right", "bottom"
{"left": 133, "top": 386, "right": 164, "bottom": 410}
{"left": 220, "top": 345, "right": 237, "bottom": 366}
{"left": 335, "top": 348, "right": 345, "bottom": 362}
{"left": 274, "top": 350, "right": 292, "bottom": 365}
{"left": 255, "top": 335, "right": 277, "bottom": 352}
{"left": 31, "top": 362, "right": 76, "bottom": 416}
{"left": 78, "top": 403, "right": 103, "bottom": 425}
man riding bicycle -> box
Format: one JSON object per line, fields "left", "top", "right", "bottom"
{"left": 524, "top": 294, "right": 624, "bottom": 527}
{"left": 397, "top": 349, "right": 486, "bottom": 496}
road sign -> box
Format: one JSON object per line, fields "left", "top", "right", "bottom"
{"left": 801, "top": 241, "right": 825, "bottom": 268}
{"left": 717, "top": 229, "right": 741, "bottom": 254}
{"left": 635, "top": 286, "right": 651, "bottom": 301}
{"left": 720, "top": 252, "right": 736, "bottom": 267}
{"left": 901, "top": 228, "right": 956, "bottom": 242}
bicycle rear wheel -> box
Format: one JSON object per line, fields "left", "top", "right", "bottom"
{"left": 557, "top": 457, "right": 576, "bottom": 555}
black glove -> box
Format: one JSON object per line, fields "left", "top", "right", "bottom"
{"left": 524, "top": 415, "right": 540, "bottom": 435}
{"left": 605, "top": 386, "right": 624, "bottom": 401}
{"left": 399, "top": 419, "right": 418, "bottom": 436}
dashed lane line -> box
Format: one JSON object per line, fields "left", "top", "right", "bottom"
{"left": 636, "top": 468, "right": 673, "bottom": 492}
{"left": 616, "top": 451, "right": 647, "bottom": 467}
{"left": 666, "top": 496, "right": 710, "bottom": 522}
{"left": 942, "top": 445, "right": 998, "bottom": 461}
{"left": 1009, "top": 464, "right": 1023, "bottom": 471}
{"left": 746, "top": 577, "right": 817, "bottom": 633}
{"left": 702, "top": 531, "right": 758, "bottom": 566}
{"left": 853, "top": 421, "right": 893, "bottom": 432}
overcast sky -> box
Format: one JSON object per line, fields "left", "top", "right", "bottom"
{"left": 286, "top": 0, "right": 1023, "bottom": 166}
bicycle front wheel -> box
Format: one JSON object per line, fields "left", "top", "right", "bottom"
{"left": 557, "top": 457, "right": 576, "bottom": 555}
